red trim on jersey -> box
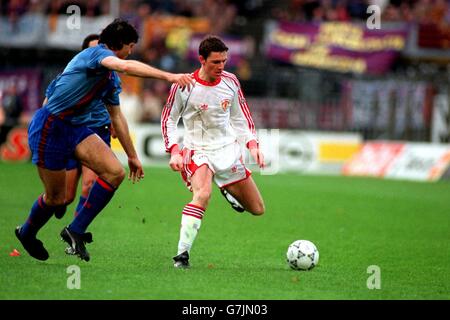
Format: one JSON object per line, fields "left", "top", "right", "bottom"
{"left": 161, "top": 84, "right": 178, "bottom": 145}
{"left": 161, "top": 84, "right": 179, "bottom": 152}
{"left": 221, "top": 71, "right": 239, "bottom": 87}
{"left": 222, "top": 72, "right": 256, "bottom": 135}
{"left": 168, "top": 144, "right": 179, "bottom": 154}
{"left": 193, "top": 69, "right": 221, "bottom": 86}
{"left": 237, "top": 89, "right": 256, "bottom": 134}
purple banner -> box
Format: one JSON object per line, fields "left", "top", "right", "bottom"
{"left": 186, "top": 34, "right": 254, "bottom": 67}
{"left": 266, "top": 21, "right": 409, "bottom": 74}
{"left": 0, "top": 69, "right": 42, "bottom": 114}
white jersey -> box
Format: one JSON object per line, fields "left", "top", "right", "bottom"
{"left": 161, "top": 69, "right": 257, "bottom": 152}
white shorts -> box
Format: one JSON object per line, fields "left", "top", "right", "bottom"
{"left": 180, "top": 142, "right": 251, "bottom": 190}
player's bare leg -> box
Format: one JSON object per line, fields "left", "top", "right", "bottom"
{"left": 37, "top": 167, "right": 67, "bottom": 206}
{"left": 174, "top": 165, "right": 213, "bottom": 268}
{"left": 80, "top": 165, "right": 98, "bottom": 197}
{"left": 190, "top": 165, "right": 214, "bottom": 209}
{"left": 75, "top": 134, "right": 125, "bottom": 187}
{"left": 223, "top": 176, "right": 265, "bottom": 215}
{"left": 65, "top": 168, "right": 81, "bottom": 205}
{"left": 60, "top": 134, "right": 125, "bottom": 261}
{"left": 54, "top": 167, "right": 80, "bottom": 219}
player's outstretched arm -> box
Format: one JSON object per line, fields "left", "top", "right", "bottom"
{"left": 101, "top": 56, "right": 193, "bottom": 89}
{"left": 107, "top": 105, "right": 144, "bottom": 183}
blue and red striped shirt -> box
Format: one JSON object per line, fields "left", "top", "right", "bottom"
{"left": 44, "top": 44, "right": 121, "bottom": 126}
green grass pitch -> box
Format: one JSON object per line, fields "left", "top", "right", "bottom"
{"left": 0, "top": 162, "right": 449, "bottom": 300}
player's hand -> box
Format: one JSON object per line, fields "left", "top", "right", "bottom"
{"left": 169, "top": 153, "right": 183, "bottom": 171}
{"left": 128, "top": 156, "right": 145, "bottom": 183}
{"left": 250, "top": 147, "right": 265, "bottom": 169}
{"left": 169, "top": 73, "right": 194, "bottom": 92}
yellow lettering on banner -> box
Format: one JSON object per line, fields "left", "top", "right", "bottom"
{"left": 317, "top": 22, "right": 363, "bottom": 50}
{"left": 290, "top": 50, "right": 366, "bottom": 73}
{"left": 316, "top": 22, "right": 405, "bottom": 52}
{"left": 319, "top": 142, "right": 362, "bottom": 162}
{"left": 271, "top": 30, "right": 310, "bottom": 49}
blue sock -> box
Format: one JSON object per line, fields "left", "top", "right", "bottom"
{"left": 20, "top": 195, "right": 54, "bottom": 238}
{"left": 74, "top": 195, "right": 87, "bottom": 217}
{"left": 69, "top": 177, "right": 116, "bottom": 234}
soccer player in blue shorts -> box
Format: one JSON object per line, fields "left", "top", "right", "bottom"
{"left": 43, "top": 34, "right": 111, "bottom": 221}
{"left": 15, "top": 19, "right": 193, "bottom": 262}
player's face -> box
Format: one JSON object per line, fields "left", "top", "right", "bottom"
{"left": 116, "top": 42, "right": 135, "bottom": 59}
{"left": 201, "top": 51, "right": 228, "bottom": 81}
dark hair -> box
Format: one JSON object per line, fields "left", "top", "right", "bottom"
{"left": 198, "top": 35, "right": 228, "bottom": 60}
{"left": 81, "top": 34, "right": 100, "bottom": 50}
{"left": 99, "top": 18, "right": 139, "bottom": 51}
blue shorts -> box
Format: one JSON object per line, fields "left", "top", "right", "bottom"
{"left": 66, "top": 124, "right": 111, "bottom": 170}
{"left": 28, "top": 108, "right": 94, "bottom": 170}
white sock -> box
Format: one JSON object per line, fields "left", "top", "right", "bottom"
{"left": 177, "top": 203, "right": 205, "bottom": 255}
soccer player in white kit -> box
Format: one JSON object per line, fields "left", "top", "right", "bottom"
{"left": 161, "top": 36, "right": 265, "bottom": 268}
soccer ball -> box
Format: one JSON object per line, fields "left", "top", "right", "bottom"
{"left": 286, "top": 240, "right": 319, "bottom": 271}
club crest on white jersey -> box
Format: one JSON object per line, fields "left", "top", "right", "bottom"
{"left": 221, "top": 99, "right": 230, "bottom": 112}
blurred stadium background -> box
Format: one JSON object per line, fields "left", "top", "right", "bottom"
{"left": 0, "top": 0, "right": 449, "bottom": 179}
{"left": 0, "top": 0, "right": 449, "bottom": 300}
